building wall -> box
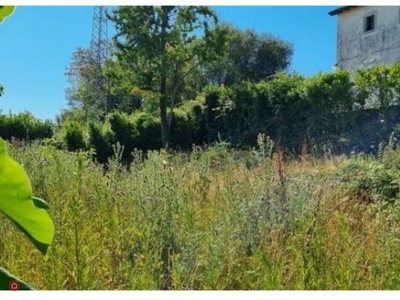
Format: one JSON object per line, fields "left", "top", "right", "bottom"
{"left": 336, "top": 6, "right": 400, "bottom": 73}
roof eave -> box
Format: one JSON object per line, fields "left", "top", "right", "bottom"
{"left": 328, "top": 6, "right": 360, "bottom": 16}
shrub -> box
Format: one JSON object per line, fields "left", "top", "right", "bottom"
{"left": 204, "top": 84, "right": 224, "bottom": 143}
{"left": 132, "top": 112, "right": 162, "bottom": 151}
{"left": 266, "top": 73, "right": 307, "bottom": 150}
{"left": 220, "top": 82, "right": 266, "bottom": 146}
{"left": 64, "top": 120, "right": 87, "bottom": 152}
{"left": 353, "top": 64, "right": 400, "bottom": 109}
{"left": 108, "top": 111, "right": 137, "bottom": 162}
{"left": 336, "top": 158, "right": 399, "bottom": 204}
{"left": 170, "top": 107, "right": 197, "bottom": 150}
{"left": 0, "top": 112, "right": 54, "bottom": 142}
{"left": 108, "top": 111, "right": 162, "bottom": 162}
{"left": 305, "top": 71, "right": 353, "bottom": 136}
{"left": 88, "top": 121, "right": 113, "bottom": 164}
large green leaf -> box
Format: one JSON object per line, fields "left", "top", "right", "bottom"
{"left": 0, "top": 6, "right": 15, "bottom": 24}
{"left": 0, "top": 267, "right": 33, "bottom": 290}
{"left": 0, "top": 138, "right": 54, "bottom": 255}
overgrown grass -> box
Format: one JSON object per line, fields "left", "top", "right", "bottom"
{"left": 2, "top": 140, "right": 400, "bottom": 290}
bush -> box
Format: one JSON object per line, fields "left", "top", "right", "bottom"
{"left": 353, "top": 64, "right": 400, "bottom": 108}
{"left": 0, "top": 112, "right": 54, "bottom": 142}
{"left": 304, "top": 71, "right": 354, "bottom": 145}
{"left": 221, "top": 82, "right": 268, "bottom": 146}
{"left": 88, "top": 121, "right": 113, "bottom": 164}
{"left": 108, "top": 111, "right": 162, "bottom": 162}
{"left": 204, "top": 84, "right": 224, "bottom": 144}
{"left": 265, "top": 73, "right": 307, "bottom": 150}
{"left": 199, "top": 67, "right": 400, "bottom": 155}
{"left": 336, "top": 158, "right": 399, "bottom": 204}
{"left": 108, "top": 111, "right": 137, "bottom": 162}
{"left": 170, "top": 107, "right": 197, "bottom": 150}
{"left": 64, "top": 120, "right": 87, "bottom": 152}
{"left": 55, "top": 64, "right": 400, "bottom": 157}
{"left": 132, "top": 112, "right": 162, "bottom": 151}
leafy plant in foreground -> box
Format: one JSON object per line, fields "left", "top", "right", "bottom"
{"left": 0, "top": 137, "right": 55, "bottom": 289}
{"left": 0, "top": 6, "right": 15, "bottom": 24}
{"left": 0, "top": 7, "right": 54, "bottom": 290}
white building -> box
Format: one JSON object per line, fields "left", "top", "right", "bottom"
{"left": 329, "top": 6, "right": 400, "bottom": 73}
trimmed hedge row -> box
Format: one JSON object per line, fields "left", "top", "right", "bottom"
{"left": 0, "top": 112, "right": 54, "bottom": 142}
{"left": 202, "top": 64, "right": 400, "bottom": 154}
{"left": 61, "top": 105, "right": 204, "bottom": 163}
{"left": 59, "top": 63, "right": 400, "bottom": 162}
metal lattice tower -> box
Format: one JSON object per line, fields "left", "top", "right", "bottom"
{"left": 90, "top": 6, "right": 109, "bottom": 120}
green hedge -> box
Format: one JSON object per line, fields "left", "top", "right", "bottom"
{"left": 0, "top": 112, "right": 54, "bottom": 142}
{"left": 63, "top": 120, "right": 87, "bottom": 152}
{"left": 57, "top": 63, "right": 400, "bottom": 159}
{"left": 203, "top": 64, "right": 400, "bottom": 154}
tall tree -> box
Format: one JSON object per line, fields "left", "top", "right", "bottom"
{"left": 104, "top": 58, "right": 144, "bottom": 114}
{"left": 65, "top": 47, "right": 104, "bottom": 121}
{"left": 108, "top": 6, "right": 224, "bottom": 148}
{"left": 65, "top": 46, "right": 112, "bottom": 122}
{"left": 205, "top": 24, "right": 294, "bottom": 85}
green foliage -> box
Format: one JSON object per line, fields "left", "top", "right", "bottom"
{"left": 253, "top": 133, "right": 275, "bottom": 162}
{"left": 171, "top": 102, "right": 202, "bottom": 150}
{"left": 108, "top": 111, "right": 162, "bottom": 162}
{"left": 65, "top": 47, "right": 109, "bottom": 120}
{"left": 6, "top": 142, "right": 400, "bottom": 289}
{"left": 88, "top": 121, "right": 113, "bottom": 164}
{"left": 59, "top": 62, "right": 400, "bottom": 157}
{"left": 179, "top": 98, "right": 207, "bottom": 146}
{"left": 0, "top": 112, "right": 54, "bottom": 142}
{"left": 105, "top": 60, "right": 144, "bottom": 114}
{"left": 354, "top": 64, "right": 400, "bottom": 108}
{"left": 204, "top": 84, "right": 224, "bottom": 143}
{"left": 131, "top": 112, "right": 162, "bottom": 151}
{"left": 63, "top": 120, "right": 87, "bottom": 152}
{"left": 205, "top": 24, "right": 294, "bottom": 85}
{"left": 304, "top": 70, "right": 353, "bottom": 113}
{"left": 221, "top": 82, "right": 269, "bottom": 146}
{"left": 336, "top": 158, "right": 399, "bottom": 204}
{"left": 0, "top": 267, "right": 32, "bottom": 290}
{"left": 378, "top": 126, "right": 400, "bottom": 170}
{"left": 108, "top": 111, "right": 137, "bottom": 162}
{"left": 261, "top": 73, "right": 307, "bottom": 150}
{"left": 109, "top": 6, "right": 222, "bottom": 147}
{"left": 203, "top": 73, "right": 307, "bottom": 149}
{"left": 200, "top": 65, "right": 400, "bottom": 154}
{"left": 0, "top": 6, "right": 15, "bottom": 24}
{"left": 0, "top": 138, "right": 54, "bottom": 252}
{"left": 206, "top": 136, "right": 231, "bottom": 167}
{"left": 0, "top": 5, "right": 54, "bottom": 291}
{"left": 0, "top": 137, "right": 54, "bottom": 289}
{"left": 303, "top": 70, "right": 353, "bottom": 146}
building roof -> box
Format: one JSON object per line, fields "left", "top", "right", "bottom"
{"left": 328, "top": 6, "right": 360, "bottom": 16}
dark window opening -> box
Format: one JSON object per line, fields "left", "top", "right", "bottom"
{"left": 365, "top": 14, "right": 375, "bottom": 32}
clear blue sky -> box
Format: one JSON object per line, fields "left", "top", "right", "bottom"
{"left": 0, "top": 5, "right": 338, "bottom": 121}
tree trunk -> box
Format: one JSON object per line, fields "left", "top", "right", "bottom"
{"left": 160, "top": 77, "right": 170, "bottom": 148}
{"left": 160, "top": 7, "right": 170, "bottom": 149}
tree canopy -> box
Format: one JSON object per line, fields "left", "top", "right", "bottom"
{"left": 63, "top": 6, "right": 294, "bottom": 148}
{"left": 205, "top": 24, "right": 294, "bottom": 85}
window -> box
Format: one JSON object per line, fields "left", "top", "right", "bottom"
{"left": 364, "top": 14, "right": 375, "bottom": 32}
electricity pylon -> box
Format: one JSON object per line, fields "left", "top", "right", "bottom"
{"left": 90, "top": 6, "right": 109, "bottom": 120}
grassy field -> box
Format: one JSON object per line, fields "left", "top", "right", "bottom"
{"left": 2, "top": 140, "right": 400, "bottom": 290}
